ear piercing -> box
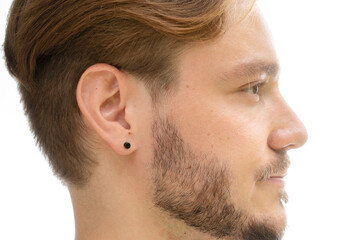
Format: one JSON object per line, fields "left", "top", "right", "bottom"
{"left": 124, "top": 142, "right": 131, "bottom": 149}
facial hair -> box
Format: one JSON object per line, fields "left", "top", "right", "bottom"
{"left": 150, "top": 116, "right": 288, "bottom": 240}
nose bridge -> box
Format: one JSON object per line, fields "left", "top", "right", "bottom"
{"left": 267, "top": 93, "right": 308, "bottom": 151}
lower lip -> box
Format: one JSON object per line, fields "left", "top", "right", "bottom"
{"left": 266, "top": 177, "right": 285, "bottom": 187}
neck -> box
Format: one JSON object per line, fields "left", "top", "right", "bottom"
{"left": 68, "top": 156, "right": 218, "bottom": 240}
{"left": 69, "top": 165, "right": 166, "bottom": 240}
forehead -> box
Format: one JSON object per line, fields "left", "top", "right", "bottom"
{"left": 177, "top": 7, "right": 277, "bottom": 83}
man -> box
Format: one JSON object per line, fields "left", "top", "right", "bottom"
{"left": 4, "top": 0, "right": 307, "bottom": 239}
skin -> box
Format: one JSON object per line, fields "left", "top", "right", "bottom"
{"left": 72, "top": 6, "right": 307, "bottom": 240}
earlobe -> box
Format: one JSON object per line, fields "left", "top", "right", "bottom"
{"left": 76, "top": 64, "right": 136, "bottom": 155}
{"left": 123, "top": 142, "right": 132, "bottom": 149}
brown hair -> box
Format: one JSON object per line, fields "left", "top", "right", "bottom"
{"left": 4, "top": 0, "right": 236, "bottom": 187}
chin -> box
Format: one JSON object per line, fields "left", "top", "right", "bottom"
{"left": 263, "top": 207, "right": 287, "bottom": 237}
{"left": 274, "top": 212, "right": 287, "bottom": 234}
{"left": 269, "top": 200, "right": 287, "bottom": 230}
{"left": 245, "top": 201, "right": 288, "bottom": 239}
{"left": 237, "top": 212, "right": 287, "bottom": 240}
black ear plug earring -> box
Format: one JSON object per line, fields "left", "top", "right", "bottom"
{"left": 124, "top": 142, "right": 131, "bottom": 149}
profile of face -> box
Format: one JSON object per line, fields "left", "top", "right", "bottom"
{"left": 74, "top": 3, "right": 308, "bottom": 240}
{"left": 4, "top": 0, "right": 307, "bottom": 238}
{"left": 139, "top": 7, "right": 308, "bottom": 240}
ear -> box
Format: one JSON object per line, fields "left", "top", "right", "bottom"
{"left": 76, "top": 63, "right": 136, "bottom": 155}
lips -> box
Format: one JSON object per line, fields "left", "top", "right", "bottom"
{"left": 270, "top": 172, "right": 287, "bottom": 179}
{"left": 269, "top": 175, "right": 286, "bottom": 179}
{"left": 266, "top": 174, "right": 286, "bottom": 187}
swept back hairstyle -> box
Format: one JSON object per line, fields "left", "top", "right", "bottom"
{"left": 4, "top": 0, "right": 237, "bottom": 187}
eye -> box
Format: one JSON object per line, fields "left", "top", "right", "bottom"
{"left": 242, "top": 81, "right": 265, "bottom": 96}
{"left": 244, "top": 84, "right": 260, "bottom": 95}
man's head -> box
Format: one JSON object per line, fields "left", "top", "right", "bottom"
{"left": 4, "top": 0, "right": 307, "bottom": 239}
{"left": 4, "top": 0, "right": 241, "bottom": 185}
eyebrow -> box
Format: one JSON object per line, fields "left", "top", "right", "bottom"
{"left": 220, "top": 61, "right": 280, "bottom": 83}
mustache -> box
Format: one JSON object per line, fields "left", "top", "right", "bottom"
{"left": 255, "top": 153, "right": 290, "bottom": 182}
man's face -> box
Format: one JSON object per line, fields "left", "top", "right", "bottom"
{"left": 142, "top": 7, "right": 307, "bottom": 240}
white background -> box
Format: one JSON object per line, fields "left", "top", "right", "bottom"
{"left": 1, "top": 0, "right": 359, "bottom": 239}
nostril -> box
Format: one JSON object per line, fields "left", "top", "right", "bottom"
{"left": 283, "top": 143, "right": 296, "bottom": 149}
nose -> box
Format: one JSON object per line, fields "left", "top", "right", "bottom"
{"left": 267, "top": 95, "right": 308, "bottom": 152}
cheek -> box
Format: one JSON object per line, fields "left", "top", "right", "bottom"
{"left": 174, "top": 99, "right": 269, "bottom": 171}
{"left": 220, "top": 116, "right": 269, "bottom": 206}
{"left": 172, "top": 97, "right": 271, "bottom": 202}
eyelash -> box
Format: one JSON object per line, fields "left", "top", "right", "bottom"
{"left": 242, "top": 81, "right": 267, "bottom": 96}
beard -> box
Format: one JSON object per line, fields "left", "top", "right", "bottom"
{"left": 150, "top": 116, "right": 289, "bottom": 240}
